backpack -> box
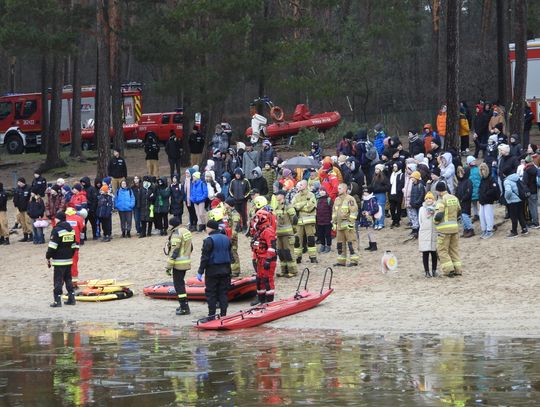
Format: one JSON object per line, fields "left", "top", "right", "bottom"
{"left": 355, "top": 140, "right": 371, "bottom": 166}
{"left": 516, "top": 179, "right": 531, "bottom": 201}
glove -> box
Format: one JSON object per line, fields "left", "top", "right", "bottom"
{"left": 292, "top": 215, "right": 298, "bottom": 225}
{"left": 47, "top": 259, "right": 51, "bottom": 269}
{"left": 332, "top": 224, "right": 336, "bottom": 232}
{"left": 264, "top": 260, "right": 271, "bottom": 270}
{"left": 165, "top": 268, "right": 172, "bottom": 276}
{"left": 347, "top": 224, "right": 355, "bottom": 230}
{"left": 197, "top": 273, "right": 203, "bottom": 282}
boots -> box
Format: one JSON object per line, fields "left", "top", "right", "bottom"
{"left": 318, "top": 245, "right": 325, "bottom": 253}
{"left": 324, "top": 245, "right": 331, "bottom": 253}
{"left": 424, "top": 270, "right": 432, "bottom": 278}
{"left": 365, "top": 242, "right": 377, "bottom": 251}
{"left": 265, "top": 294, "right": 274, "bottom": 303}
{"left": 0, "top": 237, "right": 4, "bottom": 244}
{"left": 64, "top": 292, "right": 76, "bottom": 305}
{"left": 19, "top": 233, "right": 29, "bottom": 242}
{"left": 27, "top": 233, "right": 33, "bottom": 242}
{"left": 126, "top": 231, "right": 131, "bottom": 238}
{"left": 250, "top": 294, "right": 265, "bottom": 306}
{"left": 2, "top": 238, "right": 8, "bottom": 245}
{"left": 122, "top": 231, "right": 126, "bottom": 238}
{"left": 50, "top": 295, "right": 62, "bottom": 308}
{"left": 310, "top": 257, "right": 318, "bottom": 264}
{"left": 176, "top": 300, "right": 191, "bottom": 315}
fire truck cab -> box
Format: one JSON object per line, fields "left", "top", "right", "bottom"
{"left": 509, "top": 38, "right": 540, "bottom": 125}
{"left": 137, "top": 109, "right": 184, "bottom": 143}
{"left": 0, "top": 84, "right": 142, "bottom": 154}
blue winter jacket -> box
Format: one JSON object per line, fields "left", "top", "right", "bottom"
{"left": 97, "top": 194, "right": 114, "bottom": 218}
{"left": 221, "top": 172, "right": 231, "bottom": 199}
{"left": 374, "top": 131, "right": 386, "bottom": 156}
{"left": 469, "top": 165, "right": 481, "bottom": 201}
{"left": 503, "top": 173, "right": 521, "bottom": 204}
{"left": 190, "top": 179, "right": 208, "bottom": 204}
{"left": 114, "top": 188, "right": 135, "bottom": 211}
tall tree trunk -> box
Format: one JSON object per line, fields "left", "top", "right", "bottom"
{"left": 40, "top": 54, "right": 49, "bottom": 155}
{"left": 510, "top": 0, "right": 527, "bottom": 141}
{"left": 431, "top": 0, "right": 442, "bottom": 106}
{"left": 496, "top": 0, "right": 509, "bottom": 107}
{"left": 96, "top": 0, "right": 111, "bottom": 180}
{"left": 445, "top": 0, "right": 459, "bottom": 150}
{"left": 480, "top": 0, "right": 493, "bottom": 52}
{"left": 70, "top": 52, "right": 83, "bottom": 158}
{"left": 109, "top": 0, "right": 124, "bottom": 154}
{"left": 41, "top": 55, "right": 66, "bottom": 171}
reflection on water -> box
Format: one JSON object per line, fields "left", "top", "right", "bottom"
{"left": 0, "top": 320, "right": 538, "bottom": 406}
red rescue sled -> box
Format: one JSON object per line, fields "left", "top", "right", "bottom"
{"left": 195, "top": 267, "right": 333, "bottom": 330}
{"left": 246, "top": 104, "right": 341, "bottom": 141}
{"left": 143, "top": 276, "right": 257, "bottom": 301}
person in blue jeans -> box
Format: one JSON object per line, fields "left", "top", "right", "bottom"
{"left": 115, "top": 180, "right": 136, "bottom": 238}
{"left": 27, "top": 190, "right": 46, "bottom": 244}
{"left": 370, "top": 164, "right": 389, "bottom": 229}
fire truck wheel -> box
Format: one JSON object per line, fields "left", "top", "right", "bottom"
{"left": 5, "top": 133, "right": 24, "bottom": 154}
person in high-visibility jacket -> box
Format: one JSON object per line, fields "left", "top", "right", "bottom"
{"left": 433, "top": 181, "right": 462, "bottom": 277}
{"left": 165, "top": 216, "right": 193, "bottom": 315}
{"left": 291, "top": 180, "right": 317, "bottom": 263}
{"left": 65, "top": 207, "right": 84, "bottom": 286}
{"left": 332, "top": 183, "right": 359, "bottom": 266}
{"left": 224, "top": 198, "right": 242, "bottom": 276}
{"left": 274, "top": 190, "right": 298, "bottom": 278}
{"left": 46, "top": 211, "right": 78, "bottom": 308}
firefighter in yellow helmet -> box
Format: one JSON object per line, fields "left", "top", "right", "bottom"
{"left": 165, "top": 216, "right": 193, "bottom": 315}
{"left": 291, "top": 179, "right": 317, "bottom": 263}
{"left": 433, "top": 181, "right": 462, "bottom": 277}
{"left": 274, "top": 190, "right": 298, "bottom": 277}
{"left": 332, "top": 183, "right": 359, "bottom": 266}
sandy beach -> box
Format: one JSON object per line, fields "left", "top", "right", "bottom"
{"left": 1, "top": 148, "right": 539, "bottom": 336}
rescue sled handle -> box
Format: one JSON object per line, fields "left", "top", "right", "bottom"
{"left": 321, "top": 267, "right": 333, "bottom": 294}
{"left": 296, "top": 268, "right": 311, "bottom": 294}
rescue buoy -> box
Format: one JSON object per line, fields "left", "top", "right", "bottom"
{"left": 381, "top": 251, "right": 398, "bottom": 273}
{"left": 270, "top": 106, "right": 284, "bottom": 122}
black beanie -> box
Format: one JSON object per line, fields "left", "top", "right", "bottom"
{"left": 207, "top": 219, "right": 220, "bottom": 230}
{"left": 169, "top": 216, "right": 181, "bottom": 228}
{"left": 435, "top": 181, "right": 447, "bottom": 192}
{"left": 55, "top": 211, "right": 66, "bottom": 222}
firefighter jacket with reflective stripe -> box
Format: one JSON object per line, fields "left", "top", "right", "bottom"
{"left": 46, "top": 221, "right": 77, "bottom": 266}
{"left": 274, "top": 202, "right": 296, "bottom": 236}
{"left": 332, "top": 193, "right": 359, "bottom": 230}
{"left": 167, "top": 227, "right": 192, "bottom": 270}
{"left": 251, "top": 227, "right": 277, "bottom": 261}
{"left": 434, "top": 192, "right": 461, "bottom": 234}
{"left": 225, "top": 207, "right": 241, "bottom": 237}
{"left": 291, "top": 190, "right": 317, "bottom": 225}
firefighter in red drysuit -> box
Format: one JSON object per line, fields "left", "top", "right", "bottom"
{"left": 250, "top": 208, "right": 277, "bottom": 305}
{"left": 65, "top": 207, "right": 84, "bottom": 285}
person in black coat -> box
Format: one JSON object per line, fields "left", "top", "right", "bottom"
{"left": 144, "top": 132, "right": 160, "bottom": 178}
{"left": 165, "top": 130, "right": 183, "bottom": 180}
{"left": 188, "top": 126, "right": 205, "bottom": 167}
{"left": 31, "top": 170, "right": 47, "bottom": 197}
{"left": 388, "top": 162, "right": 405, "bottom": 227}
{"left": 107, "top": 149, "right": 128, "bottom": 194}
{"left": 14, "top": 177, "right": 32, "bottom": 241}
{"left": 0, "top": 182, "right": 8, "bottom": 245}
{"left": 456, "top": 166, "right": 474, "bottom": 237}
{"left": 249, "top": 167, "right": 268, "bottom": 197}
{"left": 138, "top": 175, "right": 156, "bottom": 238}
{"left": 169, "top": 174, "right": 184, "bottom": 223}
{"left": 408, "top": 131, "right": 425, "bottom": 157}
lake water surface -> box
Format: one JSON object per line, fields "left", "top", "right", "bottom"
{"left": 0, "top": 320, "right": 538, "bottom": 406}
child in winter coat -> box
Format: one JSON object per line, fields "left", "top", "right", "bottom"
{"left": 27, "top": 190, "right": 46, "bottom": 244}
{"left": 96, "top": 185, "right": 114, "bottom": 242}
{"left": 408, "top": 171, "right": 426, "bottom": 238}
{"left": 154, "top": 177, "right": 171, "bottom": 236}
{"left": 418, "top": 191, "right": 437, "bottom": 277}
{"left": 190, "top": 172, "right": 208, "bottom": 231}
{"left": 456, "top": 166, "right": 474, "bottom": 237}
{"left": 389, "top": 162, "right": 405, "bottom": 227}
{"left": 360, "top": 186, "right": 379, "bottom": 251}
{"left": 205, "top": 171, "right": 222, "bottom": 205}
{"left": 221, "top": 172, "right": 231, "bottom": 200}
{"left": 316, "top": 186, "right": 333, "bottom": 253}
{"left": 114, "top": 180, "right": 135, "bottom": 238}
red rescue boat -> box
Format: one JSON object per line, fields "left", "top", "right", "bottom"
{"left": 143, "top": 276, "right": 257, "bottom": 301}
{"left": 245, "top": 103, "right": 341, "bottom": 141}
{"left": 195, "top": 268, "right": 333, "bottom": 330}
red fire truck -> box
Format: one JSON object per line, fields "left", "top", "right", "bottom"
{"left": 509, "top": 38, "right": 540, "bottom": 124}
{"left": 0, "top": 83, "right": 142, "bottom": 154}
{"left": 137, "top": 109, "right": 184, "bottom": 144}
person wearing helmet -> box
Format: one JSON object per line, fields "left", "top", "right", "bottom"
{"left": 250, "top": 208, "right": 278, "bottom": 305}
{"left": 165, "top": 216, "right": 193, "bottom": 316}
{"left": 65, "top": 207, "right": 85, "bottom": 286}
{"left": 332, "top": 183, "right": 359, "bottom": 267}
{"left": 224, "top": 198, "right": 242, "bottom": 276}
{"left": 274, "top": 190, "right": 298, "bottom": 278}
{"left": 291, "top": 180, "right": 317, "bottom": 263}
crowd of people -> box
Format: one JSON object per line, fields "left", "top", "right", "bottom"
{"left": 0, "top": 103, "right": 538, "bottom": 318}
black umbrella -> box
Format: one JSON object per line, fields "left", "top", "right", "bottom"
{"left": 282, "top": 156, "right": 320, "bottom": 169}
